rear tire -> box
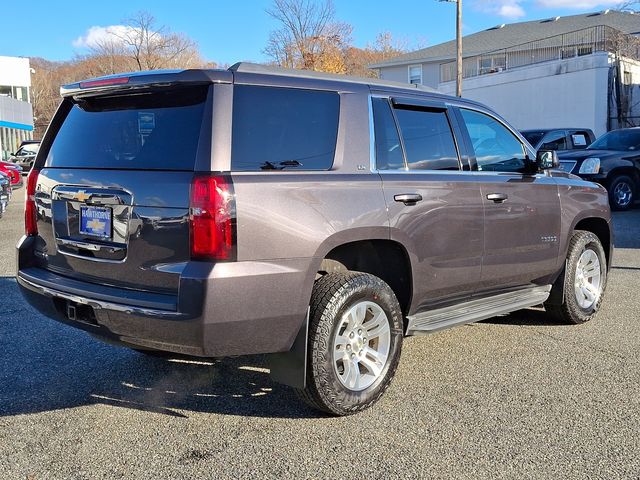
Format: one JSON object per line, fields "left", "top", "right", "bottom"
{"left": 608, "top": 174, "right": 635, "bottom": 211}
{"left": 296, "top": 272, "right": 403, "bottom": 416}
{"left": 545, "top": 230, "right": 607, "bottom": 324}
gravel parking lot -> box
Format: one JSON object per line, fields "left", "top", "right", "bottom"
{"left": 1, "top": 188, "right": 639, "bottom": 479}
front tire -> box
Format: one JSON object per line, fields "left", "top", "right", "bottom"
{"left": 608, "top": 174, "right": 635, "bottom": 211}
{"left": 296, "top": 272, "right": 403, "bottom": 416}
{"left": 545, "top": 230, "right": 607, "bottom": 324}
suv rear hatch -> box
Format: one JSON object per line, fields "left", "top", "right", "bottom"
{"left": 32, "top": 81, "right": 214, "bottom": 296}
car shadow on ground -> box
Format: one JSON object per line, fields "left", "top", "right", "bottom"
{"left": 478, "top": 307, "right": 567, "bottom": 327}
{"left": 0, "top": 277, "right": 320, "bottom": 419}
{"left": 611, "top": 209, "right": 640, "bottom": 249}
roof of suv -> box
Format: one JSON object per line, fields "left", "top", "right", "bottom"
{"left": 60, "top": 62, "right": 446, "bottom": 99}
{"left": 521, "top": 128, "right": 594, "bottom": 133}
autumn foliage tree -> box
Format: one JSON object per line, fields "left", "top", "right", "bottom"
{"left": 265, "top": 0, "right": 352, "bottom": 73}
{"left": 31, "top": 5, "right": 411, "bottom": 138}
{"left": 264, "top": 0, "right": 409, "bottom": 76}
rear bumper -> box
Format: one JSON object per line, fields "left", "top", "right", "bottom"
{"left": 17, "top": 236, "right": 314, "bottom": 357}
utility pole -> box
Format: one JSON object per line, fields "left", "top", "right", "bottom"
{"left": 439, "top": 0, "right": 463, "bottom": 96}
{"left": 456, "top": 0, "right": 462, "bottom": 97}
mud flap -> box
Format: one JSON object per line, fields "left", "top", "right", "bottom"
{"left": 546, "top": 260, "right": 568, "bottom": 306}
{"left": 268, "top": 308, "right": 309, "bottom": 389}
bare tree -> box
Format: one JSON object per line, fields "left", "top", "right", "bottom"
{"left": 30, "top": 13, "right": 211, "bottom": 138}
{"left": 264, "top": 0, "right": 352, "bottom": 71}
{"left": 90, "top": 11, "right": 203, "bottom": 71}
{"left": 617, "top": 1, "right": 640, "bottom": 10}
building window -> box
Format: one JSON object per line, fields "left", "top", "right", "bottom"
{"left": 479, "top": 55, "right": 506, "bottom": 75}
{"left": 12, "top": 86, "right": 28, "bottom": 102}
{"left": 408, "top": 65, "right": 422, "bottom": 85}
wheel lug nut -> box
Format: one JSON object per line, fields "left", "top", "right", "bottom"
{"left": 358, "top": 329, "right": 362, "bottom": 335}
{"left": 346, "top": 344, "right": 351, "bottom": 351}
{"left": 349, "top": 332, "right": 355, "bottom": 339}
{"left": 351, "top": 353, "right": 356, "bottom": 359}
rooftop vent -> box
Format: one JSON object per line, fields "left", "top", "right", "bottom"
{"left": 588, "top": 10, "right": 611, "bottom": 17}
{"left": 487, "top": 24, "right": 506, "bottom": 31}
{"left": 541, "top": 16, "right": 561, "bottom": 23}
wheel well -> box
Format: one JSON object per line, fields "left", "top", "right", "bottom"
{"left": 575, "top": 217, "right": 611, "bottom": 265}
{"left": 319, "top": 240, "right": 413, "bottom": 317}
{"left": 608, "top": 167, "right": 639, "bottom": 186}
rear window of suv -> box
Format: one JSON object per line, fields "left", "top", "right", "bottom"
{"left": 231, "top": 85, "right": 339, "bottom": 171}
{"left": 44, "top": 86, "right": 208, "bottom": 170}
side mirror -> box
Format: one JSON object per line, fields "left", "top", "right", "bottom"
{"left": 536, "top": 150, "right": 559, "bottom": 171}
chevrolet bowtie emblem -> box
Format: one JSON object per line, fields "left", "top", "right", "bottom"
{"left": 86, "top": 219, "right": 106, "bottom": 231}
{"left": 74, "top": 190, "right": 90, "bottom": 202}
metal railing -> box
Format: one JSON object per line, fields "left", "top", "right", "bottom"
{"left": 440, "top": 25, "right": 640, "bottom": 83}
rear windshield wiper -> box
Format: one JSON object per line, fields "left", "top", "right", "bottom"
{"left": 260, "top": 160, "right": 303, "bottom": 170}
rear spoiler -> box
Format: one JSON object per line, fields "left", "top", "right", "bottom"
{"left": 60, "top": 69, "right": 232, "bottom": 98}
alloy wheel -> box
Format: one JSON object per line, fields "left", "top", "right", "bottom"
{"left": 613, "top": 181, "right": 633, "bottom": 208}
{"left": 574, "top": 249, "right": 602, "bottom": 310}
{"left": 332, "top": 301, "right": 391, "bottom": 391}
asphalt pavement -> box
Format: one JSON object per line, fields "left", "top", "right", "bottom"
{"left": 1, "top": 188, "right": 639, "bottom": 479}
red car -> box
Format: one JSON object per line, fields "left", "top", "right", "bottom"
{"left": 0, "top": 161, "right": 23, "bottom": 188}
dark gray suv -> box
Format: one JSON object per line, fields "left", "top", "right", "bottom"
{"left": 17, "top": 64, "right": 613, "bottom": 416}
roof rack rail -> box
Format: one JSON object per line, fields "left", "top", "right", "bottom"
{"left": 228, "top": 62, "right": 438, "bottom": 93}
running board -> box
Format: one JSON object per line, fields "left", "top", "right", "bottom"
{"left": 406, "top": 285, "right": 551, "bottom": 335}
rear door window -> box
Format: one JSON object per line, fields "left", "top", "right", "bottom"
{"left": 231, "top": 86, "right": 339, "bottom": 171}
{"left": 45, "top": 86, "right": 209, "bottom": 170}
{"left": 393, "top": 107, "right": 460, "bottom": 171}
{"left": 372, "top": 97, "right": 405, "bottom": 170}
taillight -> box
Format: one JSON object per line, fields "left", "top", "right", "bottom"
{"left": 189, "top": 175, "right": 236, "bottom": 261}
{"left": 25, "top": 168, "right": 40, "bottom": 236}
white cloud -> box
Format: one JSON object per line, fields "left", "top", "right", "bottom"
{"left": 498, "top": 3, "right": 527, "bottom": 17}
{"left": 536, "top": 0, "right": 624, "bottom": 8}
{"left": 474, "top": 1, "right": 527, "bottom": 19}
{"left": 72, "top": 25, "right": 137, "bottom": 49}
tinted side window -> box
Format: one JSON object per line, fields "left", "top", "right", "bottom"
{"left": 394, "top": 107, "right": 460, "bottom": 171}
{"left": 460, "top": 109, "right": 526, "bottom": 173}
{"left": 372, "top": 98, "right": 404, "bottom": 170}
{"left": 232, "top": 86, "right": 339, "bottom": 171}
{"left": 570, "top": 132, "right": 590, "bottom": 148}
{"left": 540, "top": 131, "right": 567, "bottom": 151}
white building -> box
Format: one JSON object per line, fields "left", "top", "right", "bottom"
{"left": 371, "top": 11, "right": 640, "bottom": 137}
{"left": 0, "top": 55, "right": 34, "bottom": 160}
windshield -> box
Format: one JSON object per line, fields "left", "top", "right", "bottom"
{"left": 522, "top": 131, "right": 545, "bottom": 147}
{"left": 589, "top": 129, "right": 640, "bottom": 151}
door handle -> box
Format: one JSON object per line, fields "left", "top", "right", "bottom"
{"left": 487, "top": 193, "right": 508, "bottom": 203}
{"left": 394, "top": 193, "right": 423, "bottom": 205}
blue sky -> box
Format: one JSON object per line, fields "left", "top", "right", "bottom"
{"left": 0, "top": 0, "right": 630, "bottom": 64}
